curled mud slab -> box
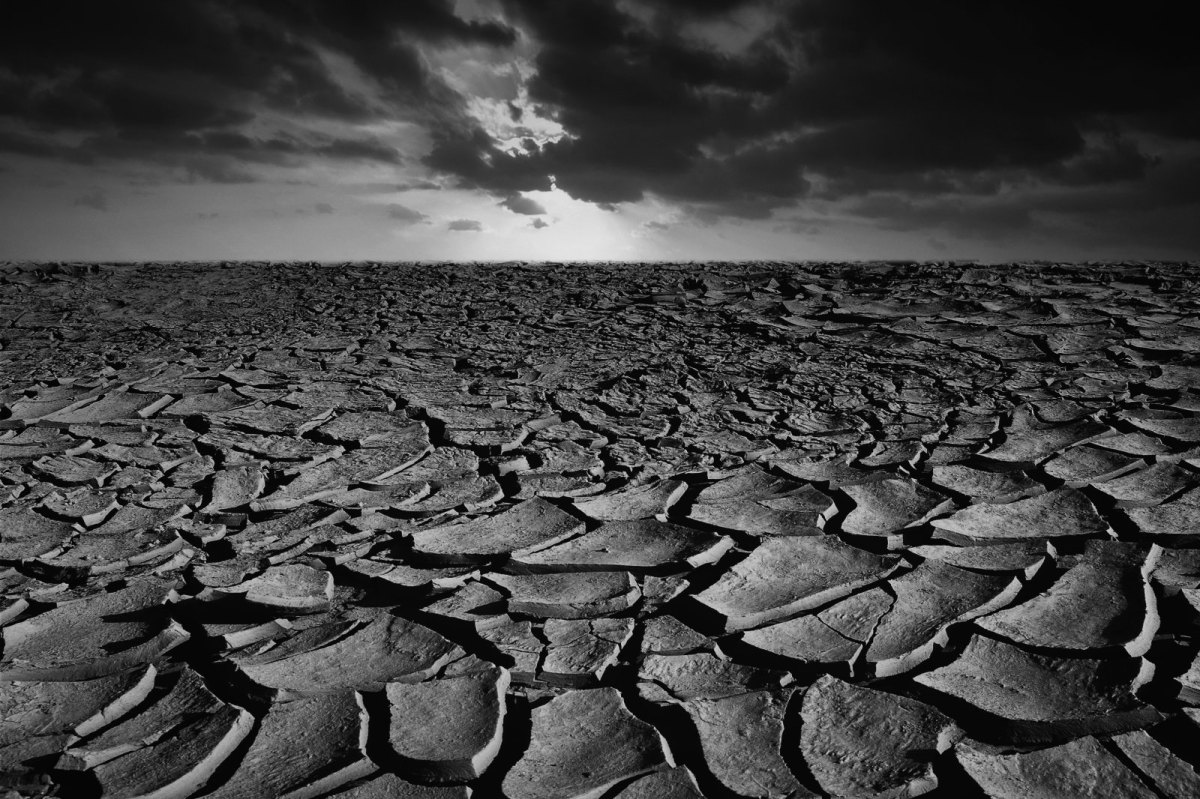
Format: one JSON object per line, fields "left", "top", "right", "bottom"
{"left": 2, "top": 260, "right": 1200, "bottom": 796}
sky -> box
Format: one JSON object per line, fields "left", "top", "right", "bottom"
{"left": 1, "top": 0, "right": 1197, "bottom": 262}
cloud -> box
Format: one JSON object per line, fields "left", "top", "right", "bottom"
{"left": 530, "top": 218, "right": 550, "bottom": 229}
{"left": 182, "top": 158, "right": 258, "bottom": 184}
{"left": 396, "top": 179, "right": 441, "bottom": 191}
{"left": 315, "top": 202, "right": 335, "bottom": 214}
{"left": 316, "top": 138, "right": 402, "bottom": 164}
{"left": 419, "top": 0, "right": 1200, "bottom": 242}
{"left": 500, "top": 193, "right": 547, "bottom": 215}
{"left": 0, "top": 0, "right": 515, "bottom": 179}
{"left": 2, "top": 0, "right": 1198, "bottom": 252}
{"left": 387, "top": 203, "right": 429, "bottom": 223}
{"left": 447, "top": 218, "right": 483, "bottom": 231}
{"left": 73, "top": 190, "right": 108, "bottom": 211}
{"left": 846, "top": 195, "right": 1033, "bottom": 239}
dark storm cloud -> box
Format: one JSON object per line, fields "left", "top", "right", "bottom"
{"left": 4, "top": 0, "right": 1198, "bottom": 245}
{"left": 425, "top": 0, "right": 1200, "bottom": 235}
{"left": 500, "top": 194, "right": 548, "bottom": 215}
{"left": 388, "top": 204, "right": 430, "bottom": 224}
{"left": 0, "top": 1, "right": 512, "bottom": 176}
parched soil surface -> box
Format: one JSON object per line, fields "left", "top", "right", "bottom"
{"left": 2, "top": 260, "right": 1200, "bottom": 797}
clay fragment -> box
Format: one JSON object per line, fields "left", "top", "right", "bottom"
{"left": 501, "top": 687, "right": 671, "bottom": 799}
{"left": 682, "top": 688, "right": 813, "bottom": 798}
{"left": 915, "top": 634, "right": 1160, "bottom": 738}
{"left": 800, "top": 675, "right": 961, "bottom": 797}
{"left": 409, "top": 497, "right": 585, "bottom": 565}
{"left": 235, "top": 615, "right": 464, "bottom": 696}
{"left": 386, "top": 664, "right": 509, "bottom": 781}
{"left": 690, "top": 536, "right": 900, "bottom": 631}
{"left": 509, "top": 519, "right": 732, "bottom": 573}
{"left": 930, "top": 488, "right": 1107, "bottom": 544}
{"left": 204, "top": 691, "right": 373, "bottom": 799}
{"left": 956, "top": 736, "right": 1157, "bottom": 798}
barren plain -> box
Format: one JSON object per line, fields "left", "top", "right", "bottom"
{"left": 2, "top": 260, "right": 1200, "bottom": 797}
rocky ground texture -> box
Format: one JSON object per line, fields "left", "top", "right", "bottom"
{"left": 2, "top": 260, "right": 1200, "bottom": 797}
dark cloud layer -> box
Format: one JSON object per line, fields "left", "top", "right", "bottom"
{"left": 427, "top": 0, "right": 1200, "bottom": 240}
{"left": 388, "top": 204, "right": 430, "bottom": 224}
{"left": 2, "top": 0, "right": 1198, "bottom": 248}
{"left": 500, "top": 194, "right": 548, "bottom": 215}
{"left": 0, "top": 1, "right": 512, "bottom": 175}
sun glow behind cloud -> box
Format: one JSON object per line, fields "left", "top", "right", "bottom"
{"left": 378, "top": 186, "right": 649, "bottom": 261}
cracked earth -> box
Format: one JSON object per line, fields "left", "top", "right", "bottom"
{"left": 2, "top": 260, "right": 1200, "bottom": 798}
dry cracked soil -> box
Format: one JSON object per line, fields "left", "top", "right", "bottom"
{"left": 2, "top": 259, "right": 1200, "bottom": 798}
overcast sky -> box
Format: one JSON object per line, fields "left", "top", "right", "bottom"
{"left": 1, "top": 1, "right": 1197, "bottom": 262}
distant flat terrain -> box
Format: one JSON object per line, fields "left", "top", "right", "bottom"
{"left": 2, "top": 261, "right": 1200, "bottom": 797}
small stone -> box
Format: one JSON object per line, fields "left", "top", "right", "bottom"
{"left": 203, "top": 464, "right": 266, "bottom": 511}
